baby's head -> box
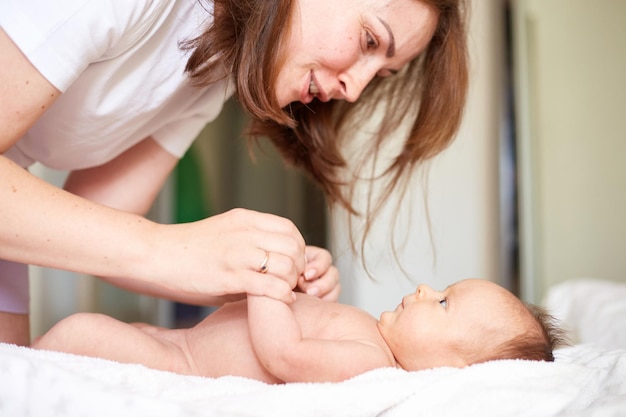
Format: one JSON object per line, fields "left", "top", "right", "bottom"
{"left": 377, "top": 279, "right": 566, "bottom": 371}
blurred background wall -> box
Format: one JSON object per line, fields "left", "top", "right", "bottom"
{"left": 512, "top": 0, "right": 626, "bottom": 302}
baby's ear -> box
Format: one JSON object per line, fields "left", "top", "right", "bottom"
{"left": 444, "top": 342, "right": 476, "bottom": 368}
{"left": 400, "top": 347, "right": 469, "bottom": 371}
{"left": 448, "top": 350, "right": 470, "bottom": 368}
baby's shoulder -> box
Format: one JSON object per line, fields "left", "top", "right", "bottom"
{"left": 294, "top": 296, "right": 378, "bottom": 336}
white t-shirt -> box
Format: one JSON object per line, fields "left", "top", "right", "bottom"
{"left": 0, "top": 0, "right": 232, "bottom": 170}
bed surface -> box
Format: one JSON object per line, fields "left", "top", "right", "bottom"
{"left": 1, "top": 278, "right": 625, "bottom": 417}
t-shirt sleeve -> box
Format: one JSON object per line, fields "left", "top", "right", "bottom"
{"left": 152, "top": 113, "right": 212, "bottom": 158}
{"left": 152, "top": 80, "right": 234, "bottom": 159}
{"left": 0, "top": 0, "right": 167, "bottom": 92}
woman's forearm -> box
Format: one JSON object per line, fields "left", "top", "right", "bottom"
{"left": 1, "top": 155, "right": 301, "bottom": 305}
{"left": 1, "top": 155, "right": 159, "bottom": 283}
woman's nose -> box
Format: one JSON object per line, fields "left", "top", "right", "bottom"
{"left": 337, "top": 64, "right": 377, "bottom": 102}
{"left": 340, "top": 78, "right": 368, "bottom": 102}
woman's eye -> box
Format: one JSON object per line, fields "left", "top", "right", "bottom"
{"left": 377, "top": 69, "right": 397, "bottom": 78}
{"left": 439, "top": 299, "right": 448, "bottom": 309}
{"left": 365, "top": 30, "right": 378, "bottom": 50}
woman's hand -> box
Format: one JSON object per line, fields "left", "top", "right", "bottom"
{"left": 150, "top": 208, "right": 306, "bottom": 305}
{"left": 296, "top": 246, "right": 340, "bottom": 301}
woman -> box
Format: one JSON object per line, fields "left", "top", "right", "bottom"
{"left": 0, "top": 0, "right": 468, "bottom": 345}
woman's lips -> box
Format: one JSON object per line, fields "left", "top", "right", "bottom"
{"left": 301, "top": 71, "right": 328, "bottom": 103}
{"left": 300, "top": 73, "right": 314, "bottom": 104}
{"left": 309, "top": 78, "right": 320, "bottom": 95}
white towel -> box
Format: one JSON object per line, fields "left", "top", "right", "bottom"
{"left": 1, "top": 343, "right": 625, "bottom": 417}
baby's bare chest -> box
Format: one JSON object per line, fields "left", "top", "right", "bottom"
{"left": 206, "top": 296, "right": 379, "bottom": 341}
{"left": 290, "top": 296, "right": 380, "bottom": 341}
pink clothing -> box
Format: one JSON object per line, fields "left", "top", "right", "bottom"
{"left": 0, "top": 261, "right": 29, "bottom": 314}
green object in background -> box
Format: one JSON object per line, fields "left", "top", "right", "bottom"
{"left": 174, "top": 146, "right": 212, "bottom": 223}
{"left": 173, "top": 146, "right": 214, "bottom": 324}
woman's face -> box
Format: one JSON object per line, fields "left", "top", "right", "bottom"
{"left": 274, "top": 0, "right": 438, "bottom": 107}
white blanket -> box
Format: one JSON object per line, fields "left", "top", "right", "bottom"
{"left": 3, "top": 278, "right": 626, "bottom": 417}
{"left": 1, "top": 342, "right": 625, "bottom": 417}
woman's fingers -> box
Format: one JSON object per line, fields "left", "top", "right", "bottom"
{"left": 297, "top": 266, "right": 341, "bottom": 301}
{"left": 303, "top": 246, "right": 332, "bottom": 281}
{"left": 162, "top": 208, "right": 306, "bottom": 303}
{"left": 320, "top": 282, "right": 341, "bottom": 301}
{"left": 223, "top": 209, "right": 307, "bottom": 277}
{"left": 248, "top": 249, "right": 300, "bottom": 290}
{"left": 152, "top": 209, "right": 347, "bottom": 304}
{"left": 238, "top": 270, "right": 297, "bottom": 304}
{"left": 295, "top": 246, "right": 341, "bottom": 301}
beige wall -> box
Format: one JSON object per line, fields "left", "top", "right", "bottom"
{"left": 513, "top": 0, "right": 626, "bottom": 302}
{"left": 335, "top": 0, "right": 506, "bottom": 316}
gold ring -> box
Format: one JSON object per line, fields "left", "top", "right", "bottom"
{"left": 258, "top": 251, "right": 269, "bottom": 274}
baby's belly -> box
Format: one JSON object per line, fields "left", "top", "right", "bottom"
{"left": 184, "top": 300, "right": 282, "bottom": 383}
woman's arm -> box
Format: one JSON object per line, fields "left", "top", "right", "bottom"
{"left": 0, "top": 29, "right": 303, "bottom": 305}
{"left": 63, "top": 136, "right": 176, "bottom": 217}
{"left": 2, "top": 150, "right": 303, "bottom": 304}
{"left": 61, "top": 137, "right": 235, "bottom": 305}
{"left": 0, "top": 29, "right": 60, "bottom": 151}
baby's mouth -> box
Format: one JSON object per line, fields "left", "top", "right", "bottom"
{"left": 309, "top": 78, "right": 319, "bottom": 95}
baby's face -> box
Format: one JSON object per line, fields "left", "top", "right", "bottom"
{"left": 377, "top": 279, "right": 525, "bottom": 371}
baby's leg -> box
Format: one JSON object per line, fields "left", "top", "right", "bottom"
{"left": 32, "top": 313, "right": 196, "bottom": 374}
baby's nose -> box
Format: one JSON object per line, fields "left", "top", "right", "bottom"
{"left": 416, "top": 284, "right": 436, "bottom": 299}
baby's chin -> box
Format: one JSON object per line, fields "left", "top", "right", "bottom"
{"left": 377, "top": 310, "right": 394, "bottom": 325}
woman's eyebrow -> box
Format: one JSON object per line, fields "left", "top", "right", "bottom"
{"left": 377, "top": 18, "right": 396, "bottom": 58}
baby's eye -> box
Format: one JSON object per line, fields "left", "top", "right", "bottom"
{"left": 439, "top": 299, "right": 448, "bottom": 309}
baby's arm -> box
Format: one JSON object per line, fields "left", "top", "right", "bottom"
{"left": 246, "top": 295, "right": 389, "bottom": 382}
{"left": 32, "top": 313, "right": 192, "bottom": 374}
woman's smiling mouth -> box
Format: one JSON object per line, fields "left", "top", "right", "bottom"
{"left": 304, "top": 71, "right": 329, "bottom": 103}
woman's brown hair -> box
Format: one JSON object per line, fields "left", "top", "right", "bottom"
{"left": 184, "top": 0, "right": 469, "bottom": 245}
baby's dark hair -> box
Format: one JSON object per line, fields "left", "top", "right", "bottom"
{"left": 488, "top": 304, "right": 569, "bottom": 362}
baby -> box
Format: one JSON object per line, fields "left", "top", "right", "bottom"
{"left": 32, "top": 279, "right": 564, "bottom": 383}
